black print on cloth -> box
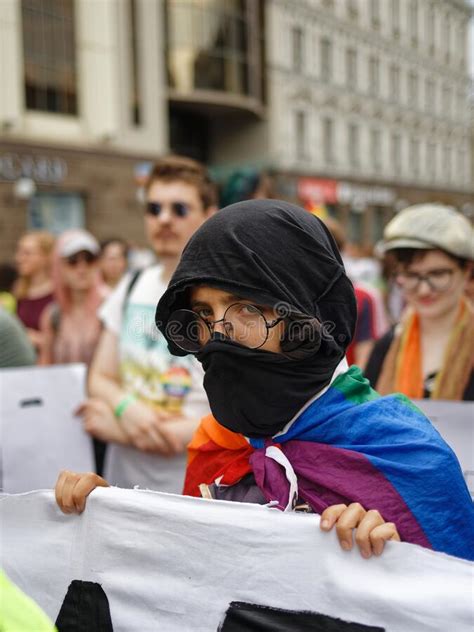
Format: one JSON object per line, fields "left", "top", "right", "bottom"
{"left": 55, "top": 581, "right": 114, "bottom": 632}
{"left": 218, "top": 602, "right": 385, "bottom": 632}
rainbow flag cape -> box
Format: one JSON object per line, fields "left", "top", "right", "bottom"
{"left": 184, "top": 367, "right": 474, "bottom": 560}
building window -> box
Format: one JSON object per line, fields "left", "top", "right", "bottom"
{"left": 371, "top": 128, "right": 382, "bottom": 172}
{"left": 323, "top": 117, "right": 334, "bottom": 165}
{"left": 409, "top": 138, "right": 420, "bottom": 177}
{"left": 129, "top": 0, "right": 141, "bottom": 126}
{"left": 457, "top": 89, "right": 465, "bottom": 119}
{"left": 370, "top": 0, "right": 380, "bottom": 29}
{"left": 457, "top": 148, "right": 466, "bottom": 184}
{"left": 347, "top": 0, "right": 358, "bottom": 21}
{"left": 408, "top": 71, "right": 418, "bottom": 107}
{"left": 166, "top": 0, "right": 261, "bottom": 99}
{"left": 409, "top": 0, "right": 418, "bottom": 47}
{"left": 295, "top": 111, "right": 308, "bottom": 160}
{"left": 349, "top": 210, "right": 363, "bottom": 244}
{"left": 348, "top": 122, "right": 359, "bottom": 168}
{"left": 427, "top": 141, "right": 436, "bottom": 179}
{"left": 389, "top": 64, "right": 400, "bottom": 101}
{"left": 443, "top": 145, "right": 451, "bottom": 182}
{"left": 427, "top": 3, "right": 435, "bottom": 52}
{"left": 28, "top": 192, "right": 85, "bottom": 233}
{"left": 458, "top": 22, "right": 466, "bottom": 70}
{"left": 292, "top": 26, "right": 304, "bottom": 73}
{"left": 425, "top": 78, "right": 434, "bottom": 113}
{"left": 320, "top": 37, "right": 332, "bottom": 82}
{"left": 368, "top": 56, "right": 380, "bottom": 96}
{"left": 444, "top": 15, "right": 451, "bottom": 65}
{"left": 346, "top": 48, "right": 357, "bottom": 90}
{"left": 372, "top": 207, "right": 386, "bottom": 243}
{"left": 21, "top": 0, "right": 77, "bottom": 115}
{"left": 442, "top": 85, "right": 451, "bottom": 118}
{"left": 391, "top": 132, "right": 402, "bottom": 173}
{"left": 391, "top": 0, "right": 400, "bottom": 38}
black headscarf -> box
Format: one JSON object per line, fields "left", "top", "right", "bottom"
{"left": 156, "top": 200, "right": 357, "bottom": 438}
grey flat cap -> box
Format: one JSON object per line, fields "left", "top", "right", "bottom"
{"left": 382, "top": 204, "right": 474, "bottom": 261}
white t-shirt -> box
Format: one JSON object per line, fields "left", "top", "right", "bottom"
{"left": 99, "top": 265, "right": 209, "bottom": 493}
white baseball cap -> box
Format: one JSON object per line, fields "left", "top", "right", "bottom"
{"left": 60, "top": 230, "right": 100, "bottom": 258}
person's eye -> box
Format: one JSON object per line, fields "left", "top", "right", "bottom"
{"left": 240, "top": 304, "right": 260, "bottom": 315}
{"left": 194, "top": 308, "right": 212, "bottom": 320}
{"left": 428, "top": 269, "right": 452, "bottom": 278}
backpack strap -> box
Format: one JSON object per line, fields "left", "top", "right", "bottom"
{"left": 122, "top": 270, "right": 142, "bottom": 316}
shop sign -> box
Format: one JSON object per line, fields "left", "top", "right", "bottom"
{"left": 337, "top": 182, "right": 396, "bottom": 209}
{"left": 298, "top": 178, "right": 338, "bottom": 204}
{"left": 0, "top": 153, "right": 67, "bottom": 184}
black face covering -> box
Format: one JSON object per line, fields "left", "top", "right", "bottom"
{"left": 156, "top": 199, "right": 357, "bottom": 438}
{"left": 197, "top": 335, "right": 338, "bottom": 438}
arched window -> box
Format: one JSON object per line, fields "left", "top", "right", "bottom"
{"left": 21, "top": 0, "right": 77, "bottom": 115}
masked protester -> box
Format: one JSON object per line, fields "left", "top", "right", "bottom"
{"left": 55, "top": 200, "right": 473, "bottom": 561}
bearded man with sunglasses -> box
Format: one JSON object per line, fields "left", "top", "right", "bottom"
{"left": 78, "top": 156, "right": 217, "bottom": 490}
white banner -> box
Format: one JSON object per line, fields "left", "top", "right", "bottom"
{"left": 1, "top": 489, "right": 472, "bottom": 631}
{"left": 0, "top": 364, "right": 94, "bottom": 492}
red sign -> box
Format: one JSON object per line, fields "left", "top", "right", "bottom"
{"left": 297, "top": 178, "right": 338, "bottom": 204}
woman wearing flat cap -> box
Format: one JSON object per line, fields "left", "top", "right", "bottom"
{"left": 55, "top": 200, "right": 474, "bottom": 561}
{"left": 365, "top": 204, "right": 474, "bottom": 401}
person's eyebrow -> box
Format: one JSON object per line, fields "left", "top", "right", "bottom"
{"left": 190, "top": 293, "right": 248, "bottom": 309}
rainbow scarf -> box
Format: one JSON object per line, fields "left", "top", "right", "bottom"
{"left": 184, "top": 366, "right": 474, "bottom": 560}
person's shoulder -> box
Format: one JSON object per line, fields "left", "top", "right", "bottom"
{"left": 127, "top": 264, "right": 167, "bottom": 299}
{"left": 0, "top": 306, "right": 15, "bottom": 326}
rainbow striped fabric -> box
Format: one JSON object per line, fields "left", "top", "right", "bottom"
{"left": 184, "top": 366, "right": 474, "bottom": 560}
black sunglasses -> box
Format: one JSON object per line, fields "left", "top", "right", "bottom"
{"left": 146, "top": 201, "right": 191, "bottom": 218}
{"left": 66, "top": 251, "right": 98, "bottom": 266}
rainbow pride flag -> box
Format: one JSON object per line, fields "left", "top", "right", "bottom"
{"left": 184, "top": 367, "right": 474, "bottom": 560}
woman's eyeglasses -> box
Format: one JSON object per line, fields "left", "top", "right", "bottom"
{"left": 395, "top": 268, "right": 455, "bottom": 293}
{"left": 66, "top": 252, "right": 98, "bottom": 266}
{"left": 146, "top": 202, "right": 191, "bottom": 219}
{"left": 166, "top": 303, "right": 284, "bottom": 353}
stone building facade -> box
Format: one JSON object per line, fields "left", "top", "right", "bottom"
{"left": 265, "top": 0, "right": 474, "bottom": 245}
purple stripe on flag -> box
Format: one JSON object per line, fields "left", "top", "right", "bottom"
{"left": 250, "top": 441, "right": 432, "bottom": 549}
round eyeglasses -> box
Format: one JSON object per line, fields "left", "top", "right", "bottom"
{"left": 166, "top": 302, "right": 284, "bottom": 353}
{"left": 395, "top": 268, "right": 455, "bottom": 293}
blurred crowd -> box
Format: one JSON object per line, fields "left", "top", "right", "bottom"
{"left": 1, "top": 154, "right": 473, "bottom": 484}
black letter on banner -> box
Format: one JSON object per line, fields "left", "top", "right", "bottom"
{"left": 218, "top": 602, "right": 385, "bottom": 632}
{"left": 55, "top": 580, "right": 114, "bottom": 632}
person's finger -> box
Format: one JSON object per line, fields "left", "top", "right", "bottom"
{"left": 71, "top": 473, "right": 109, "bottom": 513}
{"left": 155, "top": 409, "right": 173, "bottom": 422}
{"left": 159, "top": 425, "right": 185, "bottom": 455}
{"left": 354, "top": 509, "right": 385, "bottom": 558}
{"left": 73, "top": 402, "right": 87, "bottom": 417}
{"left": 320, "top": 504, "right": 347, "bottom": 531}
{"left": 56, "top": 471, "right": 82, "bottom": 514}
{"left": 55, "top": 470, "right": 72, "bottom": 512}
{"left": 370, "top": 522, "right": 401, "bottom": 556}
{"left": 146, "top": 426, "right": 175, "bottom": 455}
{"left": 133, "top": 431, "right": 171, "bottom": 455}
{"left": 335, "top": 502, "right": 366, "bottom": 551}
